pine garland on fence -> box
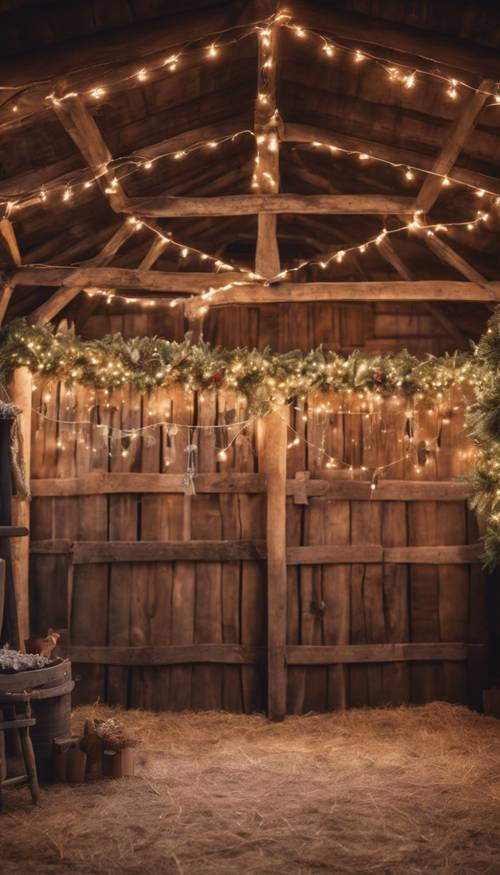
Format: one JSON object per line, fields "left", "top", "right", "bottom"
{"left": 3, "top": 316, "right": 500, "bottom": 568}
{"left": 0, "top": 319, "right": 474, "bottom": 411}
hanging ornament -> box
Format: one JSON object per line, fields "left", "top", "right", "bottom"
{"left": 183, "top": 441, "right": 198, "bottom": 495}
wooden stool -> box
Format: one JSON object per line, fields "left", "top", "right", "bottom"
{"left": 0, "top": 692, "right": 40, "bottom": 811}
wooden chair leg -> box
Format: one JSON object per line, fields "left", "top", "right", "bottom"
{"left": 19, "top": 728, "right": 39, "bottom": 805}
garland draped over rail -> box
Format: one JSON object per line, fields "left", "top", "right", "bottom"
{"left": 1, "top": 317, "right": 500, "bottom": 568}
{"left": 0, "top": 319, "right": 473, "bottom": 408}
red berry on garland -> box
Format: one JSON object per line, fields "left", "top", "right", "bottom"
{"left": 211, "top": 370, "right": 225, "bottom": 387}
{"left": 373, "top": 368, "right": 383, "bottom": 382}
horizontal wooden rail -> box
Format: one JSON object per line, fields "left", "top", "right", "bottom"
{"left": 53, "top": 642, "right": 483, "bottom": 666}
{"left": 30, "top": 539, "right": 266, "bottom": 562}
{"left": 57, "top": 644, "right": 264, "bottom": 665}
{"left": 30, "top": 540, "right": 480, "bottom": 564}
{"left": 30, "top": 473, "right": 471, "bottom": 501}
{"left": 124, "top": 193, "right": 415, "bottom": 217}
{"left": 30, "top": 472, "right": 267, "bottom": 496}
{"left": 285, "top": 643, "right": 482, "bottom": 664}
{"left": 288, "top": 479, "right": 472, "bottom": 502}
{"left": 286, "top": 544, "right": 480, "bottom": 564}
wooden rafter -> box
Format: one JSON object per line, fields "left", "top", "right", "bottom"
{"left": 423, "top": 227, "right": 496, "bottom": 313}
{"left": 290, "top": 2, "right": 500, "bottom": 79}
{"left": 30, "top": 222, "right": 135, "bottom": 324}
{"left": 125, "top": 193, "right": 414, "bottom": 217}
{"left": 51, "top": 95, "right": 126, "bottom": 212}
{"left": 377, "top": 236, "right": 465, "bottom": 346}
{"left": 0, "top": 217, "right": 22, "bottom": 266}
{"left": 283, "top": 123, "right": 500, "bottom": 196}
{"left": 414, "top": 81, "right": 494, "bottom": 214}
{"left": 0, "top": 4, "right": 254, "bottom": 132}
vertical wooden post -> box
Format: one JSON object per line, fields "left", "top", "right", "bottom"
{"left": 261, "top": 408, "right": 288, "bottom": 720}
{"left": 10, "top": 366, "right": 32, "bottom": 646}
{"left": 255, "top": 19, "right": 281, "bottom": 280}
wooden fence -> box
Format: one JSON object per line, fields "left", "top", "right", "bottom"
{"left": 26, "top": 378, "right": 487, "bottom": 717}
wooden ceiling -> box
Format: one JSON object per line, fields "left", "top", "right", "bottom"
{"left": 0, "top": 0, "right": 500, "bottom": 342}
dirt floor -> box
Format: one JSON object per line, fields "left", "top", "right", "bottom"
{"left": 2, "top": 702, "right": 500, "bottom": 874}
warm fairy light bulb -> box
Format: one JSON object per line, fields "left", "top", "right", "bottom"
{"left": 359, "top": 153, "right": 369, "bottom": 161}
{"left": 359, "top": 244, "right": 367, "bottom": 253}
{"left": 207, "top": 141, "right": 218, "bottom": 149}
{"left": 136, "top": 68, "right": 148, "bottom": 81}
{"left": 404, "top": 72, "right": 416, "bottom": 88}
{"left": 475, "top": 189, "right": 486, "bottom": 197}
{"left": 405, "top": 168, "right": 414, "bottom": 180}
{"left": 447, "top": 79, "right": 458, "bottom": 99}
{"left": 143, "top": 160, "right": 153, "bottom": 170}
{"left": 62, "top": 186, "right": 73, "bottom": 202}
{"left": 294, "top": 25, "right": 306, "bottom": 37}
{"left": 354, "top": 50, "right": 365, "bottom": 63}
{"left": 90, "top": 87, "right": 106, "bottom": 99}
{"left": 208, "top": 43, "right": 219, "bottom": 58}
{"left": 335, "top": 250, "right": 345, "bottom": 262}
{"left": 12, "top": 104, "right": 18, "bottom": 112}
{"left": 181, "top": 247, "right": 189, "bottom": 257}
{"left": 39, "top": 188, "right": 47, "bottom": 202}
{"left": 174, "top": 150, "right": 186, "bottom": 159}
{"left": 217, "top": 449, "right": 228, "bottom": 461}
{"left": 441, "top": 176, "right": 451, "bottom": 186}
{"left": 322, "top": 43, "right": 335, "bottom": 57}
{"left": 258, "top": 92, "right": 269, "bottom": 104}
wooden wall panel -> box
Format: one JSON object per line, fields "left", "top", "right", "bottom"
{"left": 27, "top": 359, "right": 484, "bottom": 714}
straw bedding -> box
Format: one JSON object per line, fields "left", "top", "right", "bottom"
{"left": 2, "top": 702, "right": 500, "bottom": 875}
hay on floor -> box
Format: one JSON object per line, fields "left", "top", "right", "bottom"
{"left": 2, "top": 702, "right": 500, "bottom": 874}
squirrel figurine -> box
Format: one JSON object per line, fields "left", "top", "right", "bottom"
{"left": 25, "top": 628, "right": 61, "bottom": 659}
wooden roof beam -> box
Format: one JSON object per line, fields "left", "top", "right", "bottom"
{"left": 254, "top": 20, "right": 281, "bottom": 280}
{"left": 124, "top": 194, "right": 414, "bottom": 217}
{"left": 29, "top": 221, "right": 135, "bottom": 324}
{"left": 289, "top": 2, "right": 500, "bottom": 79}
{"left": 422, "top": 226, "right": 496, "bottom": 313}
{"left": 0, "top": 218, "right": 22, "bottom": 266}
{"left": 414, "top": 81, "right": 494, "bottom": 214}
{"left": 377, "top": 236, "right": 465, "bottom": 346}
{"left": 283, "top": 123, "right": 500, "bottom": 198}
{"left": 0, "top": 3, "right": 256, "bottom": 131}
{"left": 10, "top": 267, "right": 500, "bottom": 302}
{"left": 50, "top": 95, "right": 126, "bottom": 212}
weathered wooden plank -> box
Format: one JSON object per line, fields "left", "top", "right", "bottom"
{"left": 125, "top": 193, "right": 414, "bottom": 217}
{"left": 31, "top": 472, "right": 267, "bottom": 495}
{"left": 255, "top": 22, "right": 280, "bottom": 279}
{"left": 70, "top": 539, "right": 266, "bottom": 563}
{"left": 31, "top": 473, "right": 471, "bottom": 500}
{"left": 56, "top": 644, "right": 264, "bottom": 665}
{"left": 286, "top": 544, "right": 479, "bottom": 564}
{"left": 415, "top": 81, "right": 493, "bottom": 213}
{"left": 286, "top": 643, "right": 477, "bottom": 664}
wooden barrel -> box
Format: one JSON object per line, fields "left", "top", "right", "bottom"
{"left": 0, "top": 659, "right": 73, "bottom": 781}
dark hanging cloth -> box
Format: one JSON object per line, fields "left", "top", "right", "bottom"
{"left": 0, "top": 417, "right": 20, "bottom": 649}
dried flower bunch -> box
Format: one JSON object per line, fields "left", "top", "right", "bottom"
{"left": 0, "top": 645, "right": 51, "bottom": 672}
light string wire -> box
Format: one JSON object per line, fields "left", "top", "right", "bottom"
{"left": 0, "top": 129, "right": 256, "bottom": 206}
{"left": 283, "top": 19, "right": 500, "bottom": 104}
{"left": 1, "top": 11, "right": 499, "bottom": 113}
{"left": 0, "top": 18, "right": 271, "bottom": 106}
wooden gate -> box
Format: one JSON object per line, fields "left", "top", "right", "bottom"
{"left": 27, "top": 380, "right": 487, "bottom": 717}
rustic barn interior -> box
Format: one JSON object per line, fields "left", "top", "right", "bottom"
{"left": 1, "top": 0, "right": 500, "bottom": 872}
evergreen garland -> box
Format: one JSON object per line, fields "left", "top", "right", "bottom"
{"left": 0, "top": 319, "right": 474, "bottom": 413}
